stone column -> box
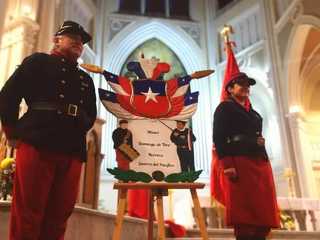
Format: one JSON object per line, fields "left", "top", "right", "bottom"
{"left": 287, "top": 112, "right": 316, "bottom": 197}
{"left": 259, "top": 0, "right": 302, "bottom": 196}
{"left": 0, "top": 17, "right": 39, "bottom": 87}
{"left": 36, "top": 0, "right": 58, "bottom": 52}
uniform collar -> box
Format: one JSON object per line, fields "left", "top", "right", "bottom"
{"left": 229, "top": 96, "right": 251, "bottom": 112}
{"left": 50, "top": 50, "right": 78, "bottom": 68}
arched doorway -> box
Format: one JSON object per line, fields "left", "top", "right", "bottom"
{"left": 287, "top": 23, "right": 320, "bottom": 198}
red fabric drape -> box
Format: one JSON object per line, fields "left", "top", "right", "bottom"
{"left": 127, "top": 189, "right": 150, "bottom": 219}
{"left": 210, "top": 146, "right": 226, "bottom": 205}
{"left": 165, "top": 220, "right": 186, "bottom": 237}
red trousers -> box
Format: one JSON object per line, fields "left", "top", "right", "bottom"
{"left": 115, "top": 149, "right": 129, "bottom": 170}
{"left": 10, "top": 142, "right": 82, "bottom": 240}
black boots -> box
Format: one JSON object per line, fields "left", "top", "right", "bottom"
{"left": 250, "top": 237, "right": 266, "bottom": 240}
{"left": 236, "top": 236, "right": 251, "bottom": 240}
{"left": 236, "top": 236, "right": 266, "bottom": 240}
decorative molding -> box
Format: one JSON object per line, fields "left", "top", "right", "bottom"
{"left": 217, "top": 6, "right": 262, "bottom": 61}
{"left": 64, "top": 0, "right": 96, "bottom": 35}
{"left": 300, "top": 44, "right": 320, "bottom": 81}
{"left": 0, "top": 16, "right": 39, "bottom": 104}
{"left": 180, "top": 24, "right": 201, "bottom": 47}
{"left": 107, "top": 13, "right": 202, "bottom": 47}
{"left": 217, "top": 40, "right": 264, "bottom": 66}
{"left": 109, "top": 18, "right": 132, "bottom": 41}
{"left": 289, "top": 1, "right": 304, "bottom": 25}
{"left": 274, "top": 0, "right": 302, "bottom": 35}
{"left": 1, "top": 16, "right": 39, "bottom": 58}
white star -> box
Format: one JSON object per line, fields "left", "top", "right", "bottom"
{"left": 141, "top": 87, "right": 159, "bottom": 103}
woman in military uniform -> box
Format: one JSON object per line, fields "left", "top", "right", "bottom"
{"left": 213, "top": 72, "right": 279, "bottom": 240}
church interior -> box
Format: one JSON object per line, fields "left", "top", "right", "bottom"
{"left": 0, "top": 0, "right": 320, "bottom": 239}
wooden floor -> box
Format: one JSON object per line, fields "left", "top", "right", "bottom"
{"left": 1, "top": 201, "right": 320, "bottom": 240}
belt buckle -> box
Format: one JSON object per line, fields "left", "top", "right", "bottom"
{"left": 67, "top": 104, "right": 78, "bottom": 117}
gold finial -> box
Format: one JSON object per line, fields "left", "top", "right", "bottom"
{"left": 283, "top": 167, "right": 296, "bottom": 198}
{"left": 80, "top": 63, "right": 104, "bottom": 74}
{"left": 220, "top": 24, "right": 234, "bottom": 43}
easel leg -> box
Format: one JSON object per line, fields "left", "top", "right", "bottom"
{"left": 156, "top": 194, "right": 165, "bottom": 240}
{"left": 190, "top": 189, "right": 208, "bottom": 240}
{"left": 112, "top": 189, "right": 127, "bottom": 240}
{"left": 148, "top": 190, "right": 154, "bottom": 240}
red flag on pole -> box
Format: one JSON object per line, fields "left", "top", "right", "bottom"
{"left": 220, "top": 42, "right": 240, "bottom": 101}
{"left": 210, "top": 41, "right": 240, "bottom": 205}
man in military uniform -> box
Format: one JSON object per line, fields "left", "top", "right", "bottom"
{"left": 0, "top": 21, "right": 97, "bottom": 239}
{"left": 112, "top": 119, "right": 133, "bottom": 170}
{"left": 170, "top": 120, "right": 196, "bottom": 172}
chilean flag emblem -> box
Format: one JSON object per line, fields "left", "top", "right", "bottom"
{"left": 130, "top": 80, "right": 171, "bottom": 118}
{"left": 97, "top": 58, "right": 201, "bottom": 120}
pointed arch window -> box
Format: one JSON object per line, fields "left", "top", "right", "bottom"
{"left": 120, "top": 38, "right": 187, "bottom": 81}
{"left": 119, "top": 0, "right": 141, "bottom": 14}
{"left": 118, "top": 0, "right": 190, "bottom": 20}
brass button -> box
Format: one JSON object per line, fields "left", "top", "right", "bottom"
{"left": 81, "top": 87, "right": 85, "bottom": 91}
{"left": 61, "top": 80, "right": 66, "bottom": 84}
{"left": 62, "top": 68, "right": 66, "bottom": 72}
{"left": 59, "top": 94, "right": 64, "bottom": 98}
{"left": 61, "top": 58, "right": 66, "bottom": 62}
{"left": 80, "top": 100, "right": 84, "bottom": 104}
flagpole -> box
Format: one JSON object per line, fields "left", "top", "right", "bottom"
{"left": 220, "top": 24, "right": 234, "bottom": 45}
{"left": 157, "top": 119, "right": 174, "bottom": 131}
{"left": 210, "top": 24, "right": 236, "bottom": 222}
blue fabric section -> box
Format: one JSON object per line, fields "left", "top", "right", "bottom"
{"left": 98, "top": 88, "right": 118, "bottom": 103}
{"left": 184, "top": 92, "right": 199, "bottom": 106}
{"left": 177, "top": 75, "right": 191, "bottom": 87}
{"left": 102, "top": 71, "right": 119, "bottom": 84}
{"left": 132, "top": 80, "right": 166, "bottom": 96}
{"left": 127, "top": 62, "right": 147, "bottom": 79}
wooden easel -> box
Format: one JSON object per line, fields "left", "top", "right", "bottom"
{"left": 112, "top": 182, "right": 208, "bottom": 240}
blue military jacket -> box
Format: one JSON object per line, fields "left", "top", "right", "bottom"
{"left": 0, "top": 53, "right": 97, "bottom": 161}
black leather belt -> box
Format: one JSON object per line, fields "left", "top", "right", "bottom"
{"left": 29, "top": 102, "right": 80, "bottom": 117}
{"left": 177, "top": 145, "right": 189, "bottom": 149}
{"left": 227, "top": 134, "right": 255, "bottom": 143}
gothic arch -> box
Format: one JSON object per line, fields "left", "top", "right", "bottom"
{"left": 284, "top": 15, "right": 320, "bottom": 113}
{"left": 284, "top": 15, "right": 320, "bottom": 197}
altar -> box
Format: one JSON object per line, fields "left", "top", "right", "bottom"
{"left": 277, "top": 197, "right": 320, "bottom": 231}
{"left": 198, "top": 196, "right": 320, "bottom": 232}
